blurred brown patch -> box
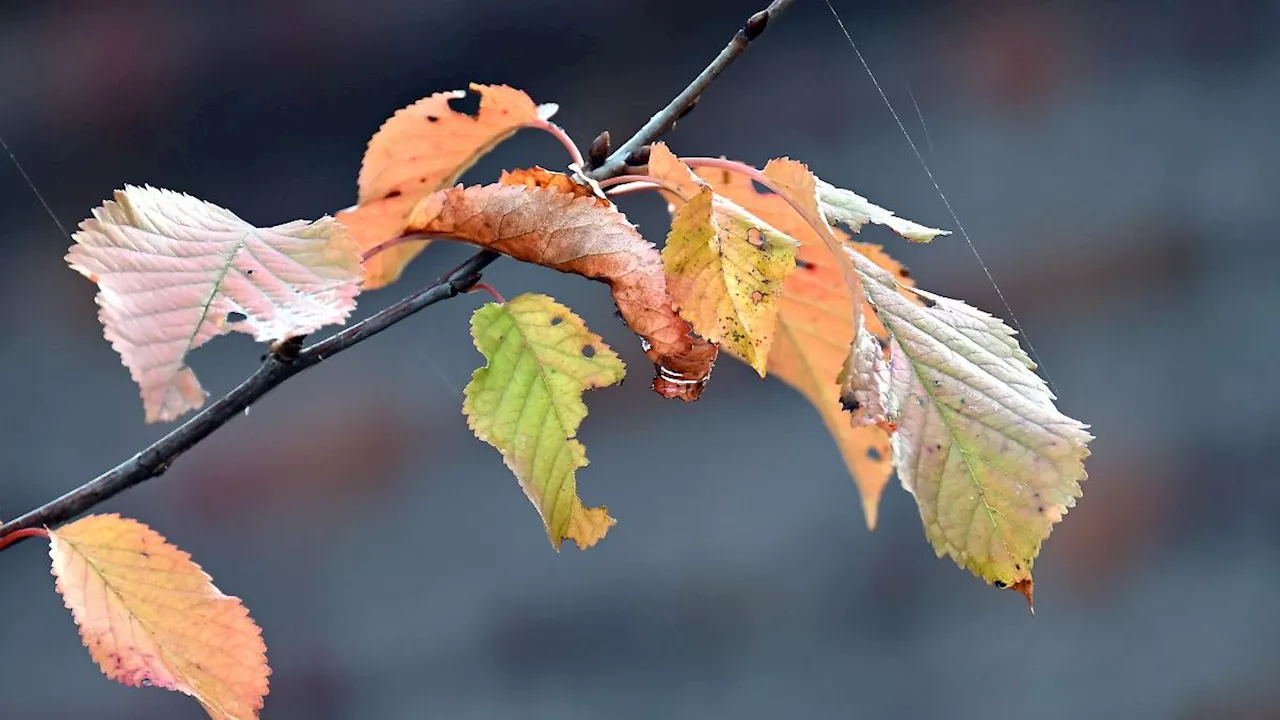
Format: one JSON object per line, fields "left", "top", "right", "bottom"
{"left": 948, "top": 0, "right": 1072, "bottom": 114}
{"left": 179, "top": 392, "right": 413, "bottom": 523}
{"left": 1052, "top": 442, "right": 1182, "bottom": 598}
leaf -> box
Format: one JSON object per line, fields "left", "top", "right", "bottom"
{"left": 464, "top": 294, "right": 624, "bottom": 549}
{"left": 500, "top": 166, "right": 602, "bottom": 200}
{"left": 845, "top": 248, "right": 1092, "bottom": 598}
{"left": 48, "top": 514, "right": 269, "bottom": 720}
{"left": 663, "top": 187, "right": 798, "bottom": 374}
{"left": 684, "top": 163, "right": 915, "bottom": 528}
{"left": 816, "top": 177, "right": 949, "bottom": 243}
{"left": 338, "top": 83, "right": 558, "bottom": 288}
{"left": 404, "top": 174, "right": 718, "bottom": 400}
{"left": 647, "top": 144, "right": 799, "bottom": 374}
{"left": 67, "top": 185, "right": 362, "bottom": 423}
{"left": 839, "top": 310, "right": 893, "bottom": 430}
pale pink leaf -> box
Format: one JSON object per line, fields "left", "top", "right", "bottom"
{"left": 67, "top": 185, "right": 363, "bottom": 422}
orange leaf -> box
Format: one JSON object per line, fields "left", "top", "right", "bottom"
{"left": 48, "top": 514, "right": 269, "bottom": 720}
{"left": 405, "top": 174, "right": 717, "bottom": 400}
{"left": 688, "top": 165, "right": 916, "bottom": 528}
{"left": 338, "top": 83, "right": 557, "bottom": 288}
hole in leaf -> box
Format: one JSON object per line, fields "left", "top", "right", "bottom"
{"left": 993, "top": 580, "right": 1007, "bottom": 589}
{"left": 751, "top": 180, "right": 776, "bottom": 195}
{"left": 226, "top": 311, "right": 248, "bottom": 324}
{"left": 582, "top": 344, "right": 596, "bottom": 358}
{"left": 866, "top": 447, "right": 883, "bottom": 462}
{"left": 447, "top": 92, "right": 481, "bottom": 117}
{"left": 551, "top": 316, "right": 563, "bottom": 326}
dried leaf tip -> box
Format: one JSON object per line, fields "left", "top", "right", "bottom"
{"left": 1013, "top": 578, "right": 1035, "bottom": 614}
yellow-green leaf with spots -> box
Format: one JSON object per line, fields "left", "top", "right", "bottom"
{"left": 464, "top": 293, "right": 624, "bottom": 550}
{"left": 649, "top": 143, "right": 799, "bottom": 374}
{"left": 845, "top": 248, "right": 1092, "bottom": 604}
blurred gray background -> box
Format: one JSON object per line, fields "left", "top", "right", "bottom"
{"left": 2, "top": 0, "right": 1278, "bottom": 718}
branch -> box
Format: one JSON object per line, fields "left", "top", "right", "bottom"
{"left": 0, "top": 251, "right": 497, "bottom": 541}
{"left": 0, "top": 0, "right": 796, "bottom": 547}
{"left": 589, "top": 0, "right": 797, "bottom": 180}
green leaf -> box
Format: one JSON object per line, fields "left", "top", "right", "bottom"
{"left": 844, "top": 249, "right": 1091, "bottom": 601}
{"left": 464, "top": 293, "right": 625, "bottom": 550}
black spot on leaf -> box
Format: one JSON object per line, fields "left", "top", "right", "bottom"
{"left": 582, "top": 344, "right": 596, "bottom": 358}
{"left": 447, "top": 92, "right": 481, "bottom": 117}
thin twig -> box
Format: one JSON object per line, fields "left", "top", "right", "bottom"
{"left": 597, "top": 174, "right": 685, "bottom": 199}
{"left": 589, "top": 0, "right": 797, "bottom": 180}
{"left": 534, "top": 120, "right": 585, "bottom": 167}
{"left": 0, "top": 527, "right": 48, "bottom": 552}
{"left": 468, "top": 282, "right": 506, "bottom": 304}
{"left": 605, "top": 182, "right": 661, "bottom": 198}
{"left": 0, "top": 0, "right": 797, "bottom": 547}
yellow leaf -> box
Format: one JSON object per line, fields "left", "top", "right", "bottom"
{"left": 48, "top": 514, "right": 269, "bottom": 720}
{"left": 464, "top": 294, "right": 625, "bottom": 549}
{"left": 649, "top": 145, "right": 798, "bottom": 374}
{"left": 688, "top": 165, "right": 916, "bottom": 528}
{"left": 338, "top": 83, "right": 556, "bottom": 288}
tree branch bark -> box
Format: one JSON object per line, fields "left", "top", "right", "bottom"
{"left": 0, "top": 0, "right": 796, "bottom": 546}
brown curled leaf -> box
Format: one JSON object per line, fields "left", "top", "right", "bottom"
{"left": 406, "top": 173, "right": 718, "bottom": 399}
{"left": 338, "top": 83, "right": 557, "bottom": 288}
